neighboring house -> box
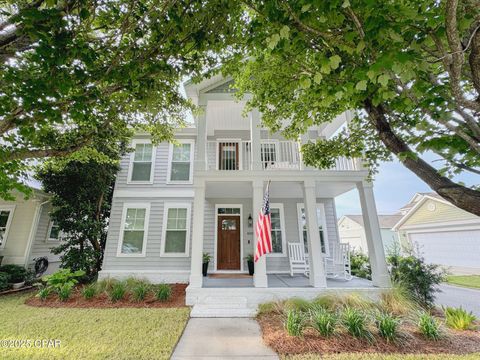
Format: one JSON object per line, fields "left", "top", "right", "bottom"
{"left": 338, "top": 215, "right": 402, "bottom": 255}
{"left": 98, "top": 75, "right": 391, "bottom": 314}
{"left": 393, "top": 193, "right": 480, "bottom": 275}
{"left": 0, "top": 188, "right": 61, "bottom": 275}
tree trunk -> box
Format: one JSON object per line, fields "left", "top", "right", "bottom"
{"left": 364, "top": 99, "right": 480, "bottom": 217}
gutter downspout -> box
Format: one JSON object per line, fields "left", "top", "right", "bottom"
{"left": 24, "top": 200, "right": 50, "bottom": 268}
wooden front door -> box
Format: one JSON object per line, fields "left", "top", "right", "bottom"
{"left": 217, "top": 215, "right": 241, "bottom": 270}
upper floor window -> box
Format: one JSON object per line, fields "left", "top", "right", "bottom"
{"left": 117, "top": 204, "right": 150, "bottom": 257}
{"left": 129, "top": 141, "right": 154, "bottom": 183}
{"left": 297, "top": 203, "right": 330, "bottom": 256}
{"left": 47, "top": 221, "right": 61, "bottom": 242}
{"left": 168, "top": 140, "right": 194, "bottom": 183}
{"left": 0, "top": 206, "right": 14, "bottom": 249}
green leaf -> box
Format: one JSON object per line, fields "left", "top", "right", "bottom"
{"left": 367, "top": 70, "right": 377, "bottom": 82}
{"left": 329, "top": 55, "right": 341, "bottom": 70}
{"left": 279, "top": 26, "right": 290, "bottom": 39}
{"left": 267, "top": 34, "right": 281, "bottom": 49}
{"left": 301, "top": 4, "right": 311, "bottom": 12}
{"left": 342, "top": 0, "right": 351, "bottom": 8}
{"left": 300, "top": 77, "right": 311, "bottom": 89}
{"left": 355, "top": 80, "right": 368, "bottom": 91}
{"left": 314, "top": 73, "right": 323, "bottom": 84}
{"left": 356, "top": 41, "right": 366, "bottom": 53}
{"left": 79, "top": 8, "right": 90, "bottom": 20}
{"left": 377, "top": 74, "right": 390, "bottom": 87}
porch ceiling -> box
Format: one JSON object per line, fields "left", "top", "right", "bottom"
{"left": 204, "top": 181, "right": 357, "bottom": 198}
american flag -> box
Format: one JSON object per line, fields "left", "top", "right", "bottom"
{"left": 254, "top": 181, "right": 272, "bottom": 262}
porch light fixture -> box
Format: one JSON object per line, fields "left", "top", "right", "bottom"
{"left": 248, "top": 214, "right": 253, "bottom": 227}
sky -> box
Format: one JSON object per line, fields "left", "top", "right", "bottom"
{"left": 335, "top": 155, "right": 479, "bottom": 218}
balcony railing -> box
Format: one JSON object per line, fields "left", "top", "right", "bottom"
{"left": 205, "top": 140, "right": 360, "bottom": 171}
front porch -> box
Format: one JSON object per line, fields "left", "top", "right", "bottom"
{"left": 203, "top": 274, "right": 374, "bottom": 288}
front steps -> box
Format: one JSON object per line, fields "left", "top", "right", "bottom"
{"left": 190, "top": 296, "right": 257, "bottom": 317}
{"left": 186, "top": 285, "right": 384, "bottom": 318}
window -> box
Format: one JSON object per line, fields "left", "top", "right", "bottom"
{"left": 161, "top": 203, "right": 191, "bottom": 256}
{"left": 261, "top": 142, "right": 277, "bottom": 168}
{"left": 47, "top": 221, "right": 61, "bottom": 241}
{"left": 117, "top": 204, "right": 150, "bottom": 256}
{"left": 129, "top": 141, "right": 154, "bottom": 182}
{"left": 297, "top": 203, "right": 330, "bottom": 256}
{"left": 0, "top": 206, "right": 14, "bottom": 249}
{"left": 168, "top": 141, "right": 193, "bottom": 183}
{"left": 217, "top": 207, "right": 241, "bottom": 215}
{"left": 218, "top": 142, "right": 239, "bottom": 170}
{"left": 268, "top": 204, "right": 286, "bottom": 256}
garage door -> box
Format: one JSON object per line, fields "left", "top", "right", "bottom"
{"left": 409, "top": 230, "right": 480, "bottom": 268}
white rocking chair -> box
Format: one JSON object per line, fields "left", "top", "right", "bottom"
{"left": 325, "top": 243, "right": 352, "bottom": 280}
{"left": 288, "top": 242, "right": 310, "bottom": 277}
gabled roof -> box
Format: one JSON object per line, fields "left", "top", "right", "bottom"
{"left": 341, "top": 214, "right": 403, "bottom": 229}
{"left": 392, "top": 192, "right": 455, "bottom": 230}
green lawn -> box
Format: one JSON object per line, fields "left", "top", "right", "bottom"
{"left": 282, "top": 354, "right": 480, "bottom": 360}
{"left": 0, "top": 293, "right": 190, "bottom": 360}
{"left": 446, "top": 275, "right": 480, "bottom": 289}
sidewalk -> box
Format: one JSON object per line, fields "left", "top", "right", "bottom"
{"left": 171, "top": 318, "right": 279, "bottom": 360}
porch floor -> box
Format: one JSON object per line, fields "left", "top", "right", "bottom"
{"left": 203, "top": 274, "right": 374, "bottom": 288}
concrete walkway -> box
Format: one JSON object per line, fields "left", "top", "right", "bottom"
{"left": 171, "top": 318, "right": 279, "bottom": 360}
{"left": 436, "top": 284, "right": 480, "bottom": 317}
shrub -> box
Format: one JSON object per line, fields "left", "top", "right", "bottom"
{"left": 42, "top": 268, "right": 86, "bottom": 293}
{"left": 95, "top": 278, "right": 118, "bottom": 293}
{"left": 443, "top": 307, "right": 476, "bottom": 330}
{"left": 0, "top": 264, "right": 28, "bottom": 283}
{"left": 418, "top": 312, "right": 441, "bottom": 340}
{"left": 257, "top": 302, "right": 281, "bottom": 316}
{"left": 310, "top": 307, "right": 337, "bottom": 337}
{"left": 0, "top": 272, "right": 10, "bottom": 291}
{"left": 342, "top": 307, "right": 371, "bottom": 339}
{"left": 37, "top": 286, "right": 50, "bottom": 301}
{"left": 108, "top": 281, "right": 127, "bottom": 302}
{"left": 379, "top": 285, "right": 419, "bottom": 316}
{"left": 132, "top": 282, "right": 150, "bottom": 302}
{"left": 155, "top": 284, "right": 172, "bottom": 301}
{"left": 388, "top": 253, "right": 444, "bottom": 308}
{"left": 81, "top": 284, "right": 97, "bottom": 300}
{"left": 376, "top": 312, "right": 400, "bottom": 342}
{"left": 350, "top": 251, "right": 371, "bottom": 280}
{"left": 57, "top": 283, "right": 73, "bottom": 301}
{"left": 283, "top": 297, "right": 313, "bottom": 312}
{"left": 284, "top": 309, "right": 306, "bottom": 337}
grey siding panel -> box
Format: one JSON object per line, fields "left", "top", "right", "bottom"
{"left": 28, "top": 203, "right": 61, "bottom": 267}
{"left": 102, "top": 197, "right": 194, "bottom": 271}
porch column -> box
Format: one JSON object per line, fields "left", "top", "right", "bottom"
{"left": 189, "top": 178, "right": 206, "bottom": 288}
{"left": 303, "top": 179, "right": 327, "bottom": 288}
{"left": 194, "top": 105, "right": 207, "bottom": 171}
{"left": 250, "top": 109, "right": 262, "bottom": 170}
{"left": 357, "top": 181, "right": 391, "bottom": 288}
{"left": 252, "top": 179, "right": 268, "bottom": 287}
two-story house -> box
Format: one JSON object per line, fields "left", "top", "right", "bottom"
{"left": 99, "top": 75, "right": 390, "bottom": 316}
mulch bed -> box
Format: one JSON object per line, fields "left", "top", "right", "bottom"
{"left": 25, "top": 284, "right": 187, "bottom": 308}
{"left": 258, "top": 313, "right": 480, "bottom": 355}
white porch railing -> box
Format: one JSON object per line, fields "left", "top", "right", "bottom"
{"left": 205, "top": 140, "right": 360, "bottom": 171}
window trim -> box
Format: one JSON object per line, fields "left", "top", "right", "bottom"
{"left": 116, "top": 203, "right": 150, "bottom": 257}
{"left": 0, "top": 205, "right": 15, "bottom": 250}
{"left": 46, "top": 221, "right": 61, "bottom": 242}
{"left": 127, "top": 139, "right": 156, "bottom": 184}
{"left": 267, "top": 203, "right": 287, "bottom": 257}
{"left": 296, "top": 203, "right": 330, "bottom": 257}
{"left": 160, "top": 202, "right": 192, "bottom": 257}
{"left": 166, "top": 139, "right": 195, "bottom": 184}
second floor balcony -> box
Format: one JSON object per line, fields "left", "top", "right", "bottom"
{"left": 203, "top": 139, "right": 360, "bottom": 172}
